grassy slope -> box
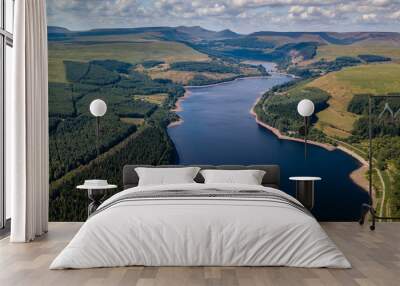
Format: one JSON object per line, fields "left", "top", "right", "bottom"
{"left": 48, "top": 39, "right": 209, "bottom": 83}
{"left": 147, "top": 65, "right": 264, "bottom": 85}
{"left": 133, "top": 94, "right": 168, "bottom": 105}
{"left": 307, "top": 63, "right": 400, "bottom": 137}
{"left": 315, "top": 41, "right": 400, "bottom": 63}
{"left": 257, "top": 34, "right": 327, "bottom": 46}
{"left": 148, "top": 70, "right": 241, "bottom": 85}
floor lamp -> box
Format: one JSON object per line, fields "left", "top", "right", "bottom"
{"left": 297, "top": 99, "right": 315, "bottom": 159}
{"left": 89, "top": 99, "right": 107, "bottom": 156}
{"left": 359, "top": 95, "right": 400, "bottom": 230}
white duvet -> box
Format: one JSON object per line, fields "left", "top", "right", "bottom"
{"left": 50, "top": 183, "right": 351, "bottom": 269}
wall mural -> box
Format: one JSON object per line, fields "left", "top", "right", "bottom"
{"left": 47, "top": 1, "right": 400, "bottom": 222}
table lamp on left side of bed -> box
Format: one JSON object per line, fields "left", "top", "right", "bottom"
{"left": 89, "top": 99, "right": 107, "bottom": 156}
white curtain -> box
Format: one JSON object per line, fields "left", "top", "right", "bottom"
{"left": 8, "top": 0, "right": 49, "bottom": 242}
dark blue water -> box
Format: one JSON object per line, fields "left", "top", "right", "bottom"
{"left": 168, "top": 66, "right": 369, "bottom": 221}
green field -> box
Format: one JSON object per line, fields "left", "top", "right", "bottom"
{"left": 315, "top": 42, "right": 400, "bottom": 63}
{"left": 133, "top": 94, "right": 168, "bottom": 105}
{"left": 73, "top": 33, "right": 161, "bottom": 42}
{"left": 48, "top": 40, "right": 209, "bottom": 83}
{"left": 308, "top": 63, "right": 400, "bottom": 137}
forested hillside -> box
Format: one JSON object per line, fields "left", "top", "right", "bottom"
{"left": 254, "top": 80, "right": 330, "bottom": 143}
{"left": 348, "top": 95, "right": 400, "bottom": 217}
{"left": 49, "top": 57, "right": 184, "bottom": 221}
{"left": 50, "top": 125, "right": 175, "bottom": 221}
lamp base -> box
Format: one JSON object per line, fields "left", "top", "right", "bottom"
{"left": 359, "top": 203, "right": 400, "bottom": 231}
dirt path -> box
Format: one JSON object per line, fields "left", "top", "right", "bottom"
{"left": 329, "top": 137, "right": 391, "bottom": 218}
{"left": 377, "top": 168, "right": 386, "bottom": 216}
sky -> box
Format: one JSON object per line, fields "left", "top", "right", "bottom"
{"left": 47, "top": 0, "right": 400, "bottom": 33}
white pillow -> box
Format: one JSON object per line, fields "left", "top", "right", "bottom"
{"left": 200, "top": 169, "right": 266, "bottom": 185}
{"left": 135, "top": 167, "right": 200, "bottom": 186}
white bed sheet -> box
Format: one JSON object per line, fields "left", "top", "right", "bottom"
{"left": 50, "top": 183, "right": 351, "bottom": 269}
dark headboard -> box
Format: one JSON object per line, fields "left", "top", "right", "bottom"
{"left": 123, "top": 165, "right": 280, "bottom": 189}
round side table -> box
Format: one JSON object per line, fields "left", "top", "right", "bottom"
{"left": 289, "top": 177, "right": 321, "bottom": 210}
{"left": 77, "top": 184, "right": 117, "bottom": 217}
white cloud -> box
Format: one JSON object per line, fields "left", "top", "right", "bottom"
{"left": 361, "top": 13, "right": 378, "bottom": 22}
{"left": 389, "top": 10, "right": 400, "bottom": 19}
{"left": 288, "top": 5, "right": 336, "bottom": 21}
{"left": 232, "top": 0, "right": 340, "bottom": 8}
{"left": 368, "top": 0, "right": 392, "bottom": 6}
{"left": 46, "top": 0, "right": 400, "bottom": 32}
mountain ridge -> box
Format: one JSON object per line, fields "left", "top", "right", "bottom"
{"left": 48, "top": 25, "right": 400, "bottom": 46}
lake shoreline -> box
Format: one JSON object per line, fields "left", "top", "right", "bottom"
{"left": 168, "top": 74, "right": 273, "bottom": 128}
{"left": 169, "top": 62, "right": 294, "bottom": 127}
{"left": 171, "top": 90, "right": 191, "bottom": 113}
{"left": 249, "top": 97, "right": 336, "bottom": 151}
{"left": 168, "top": 63, "right": 369, "bottom": 194}
{"left": 250, "top": 96, "right": 370, "bottom": 193}
{"left": 184, "top": 75, "right": 272, "bottom": 89}
{"left": 168, "top": 90, "right": 192, "bottom": 128}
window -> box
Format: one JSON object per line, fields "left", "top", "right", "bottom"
{"left": 0, "top": 0, "right": 13, "bottom": 230}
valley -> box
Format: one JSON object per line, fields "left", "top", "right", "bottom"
{"left": 48, "top": 25, "right": 400, "bottom": 220}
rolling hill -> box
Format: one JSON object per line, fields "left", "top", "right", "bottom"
{"left": 48, "top": 26, "right": 71, "bottom": 34}
{"left": 308, "top": 63, "right": 400, "bottom": 138}
{"left": 48, "top": 25, "right": 400, "bottom": 131}
{"left": 47, "top": 25, "right": 242, "bottom": 43}
{"left": 49, "top": 26, "right": 400, "bottom": 46}
{"left": 48, "top": 26, "right": 400, "bottom": 68}
{"left": 48, "top": 26, "right": 400, "bottom": 135}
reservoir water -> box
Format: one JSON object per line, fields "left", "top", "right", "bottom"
{"left": 168, "top": 63, "right": 369, "bottom": 221}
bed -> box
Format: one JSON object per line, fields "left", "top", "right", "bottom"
{"left": 50, "top": 165, "right": 351, "bottom": 269}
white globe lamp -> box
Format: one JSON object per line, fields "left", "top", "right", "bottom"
{"left": 297, "top": 99, "right": 315, "bottom": 117}
{"left": 89, "top": 99, "right": 107, "bottom": 156}
{"left": 297, "top": 99, "right": 314, "bottom": 159}
{"left": 90, "top": 99, "right": 107, "bottom": 117}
